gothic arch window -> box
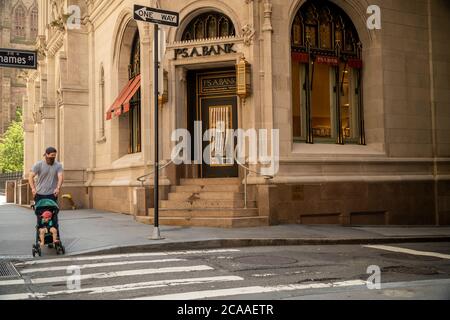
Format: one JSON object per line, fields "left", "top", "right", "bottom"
{"left": 291, "top": 0, "right": 364, "bottom": 145}
{"left": 182, "top": 12, "right": 235, "bottom": 41}
{"left": 30, "top": 5, "right": 38, "bottom": 40}
{"left": 14, "top": 5, "right": 26, "bottom": 38}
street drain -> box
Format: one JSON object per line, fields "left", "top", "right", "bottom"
{"left": 235, "top": 255, "right": 298, "bottom": 266}
{"left": 0, "top": 261, "right": 20, "bottom": 279}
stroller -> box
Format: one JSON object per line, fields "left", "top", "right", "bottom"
{"left": 32, "top": 199, "right": 66, "bottom": 257}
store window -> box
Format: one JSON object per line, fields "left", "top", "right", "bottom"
{"left": 106, "top": 30, "right": 142, "bottom": 155}
{"left": 128, "top": 32, "right": 141, "bottom": 154}
{"left": 291, "top": 0, "right": 364, "bottom": 144}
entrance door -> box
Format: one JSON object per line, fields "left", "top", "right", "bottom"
{"left": 201, "top": 95, "right": 238, "bottom": 178}
{"left": 187, "top": 69, "right": 239, "bottom": 178}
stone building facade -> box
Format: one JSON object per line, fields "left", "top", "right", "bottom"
{"left": 23, "top": 0, "right": 450, "bottom": 226}
{"left": 0, "top": 0, "right": 38, "bottom": 135}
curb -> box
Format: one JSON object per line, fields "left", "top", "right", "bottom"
{"left": 68, "top": 236, "right": 450, "bottom": 256}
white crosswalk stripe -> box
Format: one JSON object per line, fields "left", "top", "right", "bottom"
{"left": 0, "top": 276, "right": 244, "bottom": 300}
{"left": 364, "top": 245, "right": 450, "bottom": 260}
{"left": 20, "top": 258, "right": 187, "bottom": 274}
{"left": 30, "top": 265, "right": 214, "bottom": 285}
{"left": 129, "top": 280, "right": 367, "bottom": 300}
{"left": 0, "top": 279, "right": 25, "bottom": 286}
{"left": 15, "top": 249, "right": 241, "bottom": 266}
{"left": 0, "top": 293, "right": 33, "bottom": 300}
{"left": 0, "top": 265, "right": 213, "bottom": 287}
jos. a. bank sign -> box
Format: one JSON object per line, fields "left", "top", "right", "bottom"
{"left": 174, "top": 43, "right": 236, "bottom": 60}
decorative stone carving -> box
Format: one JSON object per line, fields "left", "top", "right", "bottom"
{"left": 179, "top": 69, "right": 187, "bottom": 83}
{"left": 242, "top": 24, "right": 256, "bottom": 46}
{"left": 50, "top": 0, "right": 71, "bottom": 31}
{"left": 263, "top": 0, "right": 273, "bottom": 32}
{"left": 51, "top": 0, "right": 64, "bottom": 22}
{"left": 56, "top": 89, "right": 63, "bottom": 107}
{"left": 17, "top": 71, "right": 28, "bottom": 81}
{"left": 32, "top": 109, "right": 43, "bottom": 124}
{"left": 40, "top": 107, "right": 56, "bottom": 120}
{"left": 47, "top": 32, "right": 65, "bottom": 57}
{"left": 36, "top": 36, "right": 47, "bottom": 59}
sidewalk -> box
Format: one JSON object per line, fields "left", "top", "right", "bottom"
{"left": 1, "top": 196, "right": 450, "bottom": 258}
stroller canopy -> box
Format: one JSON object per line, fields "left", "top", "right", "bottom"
{"left": 35, "top": 199, "right": 59, "bottom": 210}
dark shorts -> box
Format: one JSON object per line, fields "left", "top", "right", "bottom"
{"left": 35, "top": 194, "right": 58, "bottom": 203}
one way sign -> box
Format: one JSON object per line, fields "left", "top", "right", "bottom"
{"left": 134, "top": 5, "right": 179, "bottom": 27}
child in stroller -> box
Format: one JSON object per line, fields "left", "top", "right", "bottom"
{"left": 32, "top": 198, "right": 65, "bottom": 257}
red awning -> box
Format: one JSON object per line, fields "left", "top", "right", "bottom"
{"left": 292, "top": 52, "right": 309, "bottom": 63}
{"left": 106, "top": 74, "right": 141, "bottom": 120}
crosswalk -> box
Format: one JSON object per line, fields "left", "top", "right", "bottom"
{"left": 1, "top": 249, "right": 253, "bottom": 300}
{"left": 3, "top": 247, "right": 426, "bottom": 300}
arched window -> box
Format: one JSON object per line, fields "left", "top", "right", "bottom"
{"left": 14, "top": 5, "right": 26, "bottom": 38}
{"left": 30, "top": 6, "right": 38, "bottom": 40}
{"left": 291, "top": 0, "right": 364, "bottom": 144}
{"left": 182, "top": 12, "right": 235, "bottom": 41}
{"left": 128, "top": 32, "right": 141, "bottom": 154}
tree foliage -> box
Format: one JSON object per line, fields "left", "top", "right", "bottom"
{"left": 0, "top": 109, "right": 24, "bottom": 173}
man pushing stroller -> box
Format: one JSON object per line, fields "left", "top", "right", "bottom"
{"left": 29, "top": 147, "right": 65, "bottom": 255}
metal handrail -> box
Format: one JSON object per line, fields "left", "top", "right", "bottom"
{"left": 233, "top": 152, "right": 274, "bottom": 209}
{"left": 136, "top": 160, "right": 174, "bottom": 187}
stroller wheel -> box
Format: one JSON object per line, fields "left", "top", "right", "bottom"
{"left": 32, "top": 249, "right": 36, "bottom": 257}
{"left": 61, "top": 246, "right": 65, "bottom": 255}
{"left": 37, "top": 248, "right": 42, "bottom": 257}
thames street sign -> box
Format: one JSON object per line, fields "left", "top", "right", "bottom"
{"left": 0, "top": 48, "right": 37, "bottom": 69}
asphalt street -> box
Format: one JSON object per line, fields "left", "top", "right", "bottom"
{"left": 1, "top": 242, "right": 449, "bottom": 300}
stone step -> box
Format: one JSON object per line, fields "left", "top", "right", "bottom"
{"left": 148, "top": 208, "right": 259, "bottom": 218}
{"left": 137, "top": 216, "right": 269, "bottom": 228}
{"left": 168, "top": 192, "right": 245, "bottom": 201}
{"left": 180, "top": 178, "right": 241, "bottom": 186}
{"left": 160, "top": 199, "right": 257, "bottom": 209}
{"left": 172, "top": 184, "right": 242, "bottom": 193}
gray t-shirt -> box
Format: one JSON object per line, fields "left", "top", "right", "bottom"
{"left": 31, "top": 160, "right": 64, "bottom": 195}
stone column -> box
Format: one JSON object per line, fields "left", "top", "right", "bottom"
{"left": 141, "top": 23, "right": 152, "bottom": 165}
{"left": 261, "top": 0, "right": 274, "bottom": 132}
{"left": 6, "top": 181, "right": 16, "bottom": 203}
{"left": 23, "top": 93, "right": 35, "bottom": 175}
{"left": 1, "top": 76, "right": 11, "bottom": 134}
{"left": 39, "top": 59, "right": 57, "bottom": 151}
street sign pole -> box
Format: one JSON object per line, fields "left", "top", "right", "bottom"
{"left": 133, "top": 4, "right": 178, "bottom": 240}
{"left": 152, "top": 23, "right": 162, "bottom": 240}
